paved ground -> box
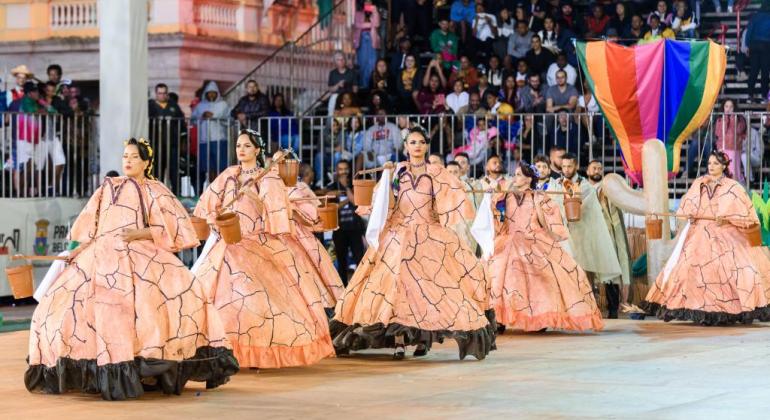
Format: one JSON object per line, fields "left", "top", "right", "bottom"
{"left": 2, "top": 319, "right": 770, "bottom": 419}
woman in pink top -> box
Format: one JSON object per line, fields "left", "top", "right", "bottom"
{"left": 353, "top": 1, "right": 381, "bottom": 88}
{"left": 714, "top": 99, "right": 747, "bottom": 182}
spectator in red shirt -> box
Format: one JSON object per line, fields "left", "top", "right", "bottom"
{"left": 449, "top": 55, "right": 480, "bottom": 90}
{"left": 585, "top": 4, "right": 610, "bottom": 38}
{"left": 414, "top": 74, "right": 448, "bottom": 115}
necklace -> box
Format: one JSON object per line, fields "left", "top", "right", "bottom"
{"left": 409, "top": 161, "right": 426, "bottom": 169}
{"left": 241, "top": 166, "right": 259, "bottom": 175}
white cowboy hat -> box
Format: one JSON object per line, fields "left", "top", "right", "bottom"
{"left": 11, "top": 65, "right": 33, "bottom": 77}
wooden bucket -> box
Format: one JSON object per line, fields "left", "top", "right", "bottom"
{"left": 352, "top": 178, "right": 376, "bottom": 206}
{"left": 645, "top": 217, "right": 663, "bottom": 240}
{"left": 318, "top": 202, "right": 339, "bottom": 231}
{"left": 190, "top": 216, "right": 210, "bottom": 241}
{"left": 564, "top": 196, "right": 582, "bottom": 222}
{"left": 278, "top": 159, "right": 299, "bottom": 187}
{"left": 5, "top": 264, "right": 34, "bottom": 299}
{"left": 215, "top": 212, "right": 242, "bottom": 244}
{"left": 742, "top": 224, "right": 762, "bottom": 247}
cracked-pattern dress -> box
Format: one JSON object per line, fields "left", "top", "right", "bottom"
{"left": 193, "top": 166, "right": 335, "bottom": 368}
{"left": 331, "top": 163, "right": 495, "bottom": 360}
{"left": 25, "top": 177, "right": 239, "bottom": 401}
{"left": 287, "top": 181, "right": 344, "bottom": 309}
{"left": 642, "top": 176, "right": 770, "bottom": 325}
{"left": 487, "top": 183, "right": 604, "bottom": 332}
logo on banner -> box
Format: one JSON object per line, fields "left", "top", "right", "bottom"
{"left": 34, "top": 219, "right": 50, "bottom": 256}
{"left": 0, "top": 230, "right": 20, "bottom": 255}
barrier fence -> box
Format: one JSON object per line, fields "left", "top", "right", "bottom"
{"left": 2, "top": 111, "right": 769, "bottom": 199}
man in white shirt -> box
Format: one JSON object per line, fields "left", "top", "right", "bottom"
{"left": 546, "top": 53, "right": 577, "bottom": 86}
{"left": 472, "top": 2, "right": 498, "bottom": 57}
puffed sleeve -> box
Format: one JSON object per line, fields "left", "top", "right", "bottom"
{"left": 68, "top": 183, "right": 105, "bottom": 243}
{"left": 719, "top": 180, "right": 759, "bottom": 229}
{"left": 146, "top": 181, "right": 200, "bottom": 252}
{"left": 538, "top": 194, "right": 569, "bottom": 241}
{"left": 432, "top": 166, "right": 476, "bottom": 228}
{"left": 260, "top": 166, "right": 293, "bottom": 235}
{"left": 289, "top": 182, "right": 322, "bottom": 231}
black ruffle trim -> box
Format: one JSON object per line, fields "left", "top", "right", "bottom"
{"left": 640, "top": 301, "right": 770, "bottom": 326}
{"left": 25, "top": 346, "right": 239, "bottom": 401}
{"left": 330, "top": 309, "right": 497, "bottom": 360}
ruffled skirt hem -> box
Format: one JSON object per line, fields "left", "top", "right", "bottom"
{"left": 640, "top": 301, "right": 770, "bottom": 325}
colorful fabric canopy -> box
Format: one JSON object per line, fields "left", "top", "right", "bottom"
{"left": 576, "top": 39, "right": 726, "bottom": 184}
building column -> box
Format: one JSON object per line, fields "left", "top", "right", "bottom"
{"left": 98, "top": 0, "right": 148, "bottom": 177}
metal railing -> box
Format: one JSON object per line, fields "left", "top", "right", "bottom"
{"left": 3, "top": 111, "right": 769, "bottom": 199}
{"left": 222, "top": 0, "right": 354, "bottom": 116}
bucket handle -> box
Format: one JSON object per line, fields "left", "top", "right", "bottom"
{"left": 11, "top": 254, "right": 68, "bottom": 262}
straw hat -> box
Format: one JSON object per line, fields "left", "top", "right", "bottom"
{"left": 11, "top": 65, "right": 33, "bottom": 77}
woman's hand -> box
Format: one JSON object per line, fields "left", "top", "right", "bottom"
{"left": 356, "top": 205, "right": 372, "bottom": 216}
{"left": 382, "top": 161, "right": 395, "bottom": 171}
{"left": 715, "top": 216, "right": 726, "bottom": 226}
{"left": 121, "top": 228, "right": 152, "bottom": 242}
{"left": 272, "top": 150, "right": 287, "bottom": 163}
{"left": 66, "top": 245, "right": 85, "bottom": 263}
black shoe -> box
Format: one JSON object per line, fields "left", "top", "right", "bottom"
{"left": 538, "top": 328, "right": 548, "bottom": 332}
{"left": 393, "top": 345, "right": 406, "bottom": 360}
{"left": 497, "top": 324, "right": 507, "bottom": 335}
{"left": 605, "top": 283, "right": 620, "bottom": 319}
{"left": 413, "top": 344, "right": 428, "bottom": 357}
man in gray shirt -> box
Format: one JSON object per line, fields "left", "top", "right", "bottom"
{"left": 507, "top": 21, "right": 533, "bottom": 60}
{"left": 516, "top": 73, "right": 546, "bottom": 113}
{"left": 545, "top": 69, "right": 578, "bottom": 133}
{"left": 363, "top": 109, "right": 402, "bottom": 169}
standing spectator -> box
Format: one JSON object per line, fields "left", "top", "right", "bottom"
{"left": 148, "top": 83, "right": 186, "bottom": 192}
{"left": 648, "top": 0, "right": 674, "bottom": 26}
{"left": 609, "top": 2, "right": 631, "bottom": 36}
{"left": 643, "top": 14, "right": 676, "bottom": 41}
{"left": 714, "top": 99, "right": 747, "bottom": 182}
{"left": 672, "top": 1, "right": 698, "bottom": 39}
{"left": 406, "top": 0, "right": 433, "bottom": 48}
{"left": 7, "top": 65, "right": 32, "bottom": 107}
{"left": 527, "top": 0, "right": 547, "bottom": 31}
{"left": 450, "top": 0, "right": 476, "bottom": 44}
{"left": 353, "top": 0, "right": 381, "bottom": 88}
{"left": 415, "top": 74, "right": 448, "bottom": 114}
{"left": 327, "top": 52, "right": 358, "bottom": 115}
{"left": 746, "top": 2, "right": 770, "bottom": 103}
{"left": 546, "top": 52, "right": 577, "bottom": 86}
{"left": 559, "top": 0, "right": 583, "bottom": 34}
{"left": 538, "top": 16, "right": 562, "bottom": 55}
{"left": 498, "top": 75, "right": 517, "bottom": 106}
{"left": 712, "top": 0, "right": 733, "bottom": 13}
{"left": 46, "top": 64, "right": 63, "bottom": 87}
{"left": 585, "top": 4, "right": 610, "bottom": 38}
{"left": 40, "top": 81, "right": 71, "bottom": 194}
{"left": 396, "top": 54, "right": 421, "bottom": 113}
{"left": 507, "top": 21, "right": 534, "bottom": 60}
{"left": 623, "top": 14, "right": 646, "bottom": 45}
{"left": 191, "top": 81, "right": 230, "bottom": 183}
{"left": 472, "top": 2, "right": 498, "bottom": 61}
{"left": 430, "top": 15, "right": 460, "bottom": 70}
{"left": 447, "top": 79, "right": 470, "bottom": 114}
{"left": 449, "top": 55, "right": 480, "bottom": 90}
{"left": 230, "top": 79, "right": 271, "bottom": 130}
{"left": 517, "top": 73, "right": 547, "bottom": 113}
{"left": 362, "top": 109, "right": 401, "bottom": 169}
{"left": 0, "top": 78, "right": 7, "bottom": 113}
{"left": 9, "top": 81, "right": 44, "bottom": 196}
{"left": 525, "top": 35, "right": 556, "bottom": 80}
{"left": 268, "top": 93, "right": 299, "bottom": 152}
{"left": 326, "top": 159, "right": 365, "bottom": 284}
{"left": 486, "top": 55, "right": 504, "bottom": 89}
{"left": 494, "top": 7, "right": 516, "bottom": 59}
{"left": 389, "top": 36, "right": 412, "bottom": 78}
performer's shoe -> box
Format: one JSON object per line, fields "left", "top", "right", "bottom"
{"left": 413, "top": 344, "right": 428, "bottom": 357}
{"left": 538, "top": 328, "right": 548, "bottom": 332}
{"left": 497, "top": 324, "right": 507, "bottom": 335}
{"left": 393, "top": 345, "right": 406, "bottom": 360}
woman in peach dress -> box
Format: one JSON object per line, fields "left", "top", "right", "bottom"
{"left": 26, "top": 138, "right": 238, "bottom": 401}
{"left": 287, "top": 181, "right": 345, "bottom": 312}
{"left": 488, "top": 163, "right": 604, "bottom": 333}
{"left": 331, "top": 127, "right": 495, "bottom": 360}
{"left": 642, "top": 150, "right": 770, "bottom": 325}
{"left": 192, "top": 129, "right": 335, "bottom": 368}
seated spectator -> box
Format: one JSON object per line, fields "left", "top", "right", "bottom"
{"left": 643, "top": 14, "right": 676, "bottom": 41}
{"left": 672, "top": 1, "right": 698, "bottom": 39}
{"left": 389, "top": 36, "right": 412, "bottom": 78}
{"left": 230, "top": 79, "right": 271, "bottom": 129}
{"left": 458, "top": 91, "right": 486, "bottom": 117}
{"left": 450, "top": 0, "right": 476, "bottom": 43}
{"left": 191, "top": 81, "right": 230, "bottom": 183}
{"left": 396, "top": 54, "right": 421, "bottom": 113}
{"left": 484, "top": 91, "right": 502, "bottom": 113}
{"left": 527, "top": 0, "right": 547, "bottom": 32}
{"left": 524, "top": 35, "right": 556, "bottom": 79}
{"left": 538, "top": 16, "right": 562, "bottom": 55}
{"left": 430, "top": 15, "right": 460, "bottom": 70}
{"left": 517, "top": 73, "right": 547, "bottom": 113}
{"left": 521, "top": 114, "right": 545, "bottom": 154}
{"left": 610, "top": 2, "right": 631, "bottom": 36}
{"left": 422, "top": 55, "right": 450, "bottom": 90}
{"left": 648, "top": 0, "right": 674, "bottom": 27}
{"left": 327, "top": 51, "right": 358, "bottom": 115}
{"left": 362, "top": 109, "right": 401, "bottom": 169}
{"left": 414, "top": 74, "right": 448, "bottom": 114}
{"left": 494, "top": 7, "right": 516, "bottom": 59}
{"left": 353, "top": 0, "right": 381, "bottom": 88}
{"left": 545, "top": 69, "right": 578, "bottom": 114}
{"left": 623, "top": 14, "right": 647, "bottom": 45}
{"left": 507, "top": 21, "right": 533, "bottom": 60}
{"left": 514, "top": 59, "right": 530, "bottom": 88}
{"left": 268, "top": 93, "right": 300, "bottom": 152}
{"left": 485, "top": 55, "right": 504, "bottom": 89}
{"left": 334, "top": 92, "right": 362, "bottom": 117}
{"left": 475, "top": 73, "right": 497, "bottom": 104}
{"left": 548, "top": 111, "right": 580, "bottom": 154}
{"left": 371, "top": 58, "right": 392, "bottom": 92}
{"left": 498, "top": 75, "right": 517, "bottom": 106}
{"left": 585, "top": 3, "right": 610, "bottom": 38}
{"left": 559, "top": 1, "right": 583, "bottom": 34}
{"left": 472, "top": 2, "right": 498, "bottom": 60}
{"left": 452, "top": 116, "right": 499, "bottom": 168}
{"left": 369, "top": 91, "right": 391, "bottom": 114}
{"left": 546, "top": 52, "right": 577, "bottom": 86}
{"left": 576, "top": 78, "right": 603, "bottom": 143}
{"left": 345, "top": 116, "right": 366, "bottom": 168}
{"left": 314, "top": 117, "right": 345, "bottom": 186}
{"left": 447, "top": 79, "right": 470, "bottom": 114}
{"left": 449, "top": 55, "right": 480, "bottom": 90}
